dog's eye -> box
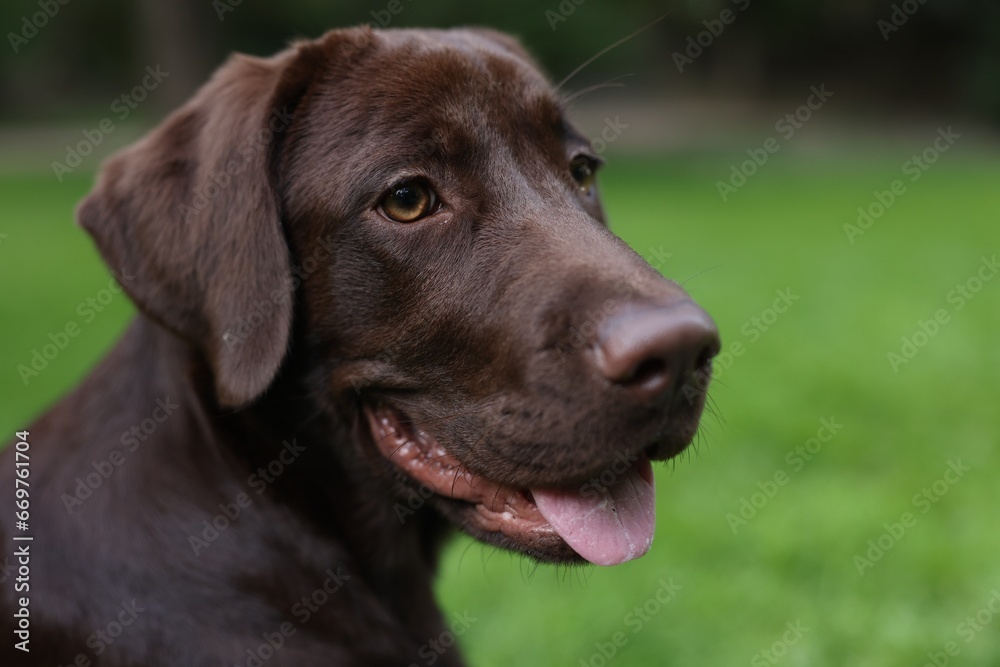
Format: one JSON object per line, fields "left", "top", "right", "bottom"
{"left": 379, "top": 180, "right": 438, "bottom": 223}
{"left": 570, "top": 156, "right": 598, "bottom": 193}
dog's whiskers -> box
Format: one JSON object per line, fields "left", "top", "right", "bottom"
{"left": 561, "top": 74, "right": 633, "bottom": 106}
{"left": 678, "top": 264, "right": 725, "bottom": 288}
{"left": 556, "top": 11, "right": 673, "bottom": 91}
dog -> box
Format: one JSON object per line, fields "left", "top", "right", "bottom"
{"left": 1, "top": 26, "right": 719, "bottom": 665}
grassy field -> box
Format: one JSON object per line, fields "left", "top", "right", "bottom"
{"left": 2, "top": 147, "right": 999, "bottom": 666}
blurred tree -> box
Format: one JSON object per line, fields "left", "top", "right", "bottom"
{"left": 137, "top": 0, "right": 218, "bottom": 110}
{"left": 0, "top": 0, "right": 996, "bottom": 123}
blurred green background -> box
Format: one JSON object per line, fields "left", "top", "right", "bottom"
{"left": 2, "top": 1, "right": 999, "bottom": 665}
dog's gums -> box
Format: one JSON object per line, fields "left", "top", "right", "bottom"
{"left": 365, "top": 404, "right": 560, "bottom": 539}
{"left": 364, "top": 404, "right": 657, "bottom": 566}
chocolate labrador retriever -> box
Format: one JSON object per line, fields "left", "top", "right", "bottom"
{"left": 1, "top": 26, "right": 718, "bottom": 666}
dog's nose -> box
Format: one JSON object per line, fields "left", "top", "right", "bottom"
{"left": 593, "top": 302, "right": 720, "bottom": 402}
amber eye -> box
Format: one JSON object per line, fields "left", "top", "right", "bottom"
{"left": 379, "top": 180, "right": 437, "bottom": 223}
{"left": 570, "top": 155, "right": 598, "bottom": 193}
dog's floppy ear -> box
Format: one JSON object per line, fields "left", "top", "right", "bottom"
{"left": 78, "top": 41, "right": 327, "bottom": 408}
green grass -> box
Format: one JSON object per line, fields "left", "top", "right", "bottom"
{"left": 2, "top": 149, "right": 999, "bottom": 666}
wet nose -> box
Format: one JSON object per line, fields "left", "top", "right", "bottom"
{"left": 592, "top": 301, "right": 720, "bottom": 403}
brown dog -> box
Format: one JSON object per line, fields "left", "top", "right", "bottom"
{"left": 1, "top": 27, "right": 718, "bottom": 665}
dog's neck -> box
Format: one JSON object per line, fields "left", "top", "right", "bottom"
{"left": 105, "top": 315, "right": 457, "bottom": 651}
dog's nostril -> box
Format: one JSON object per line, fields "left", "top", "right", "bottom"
{"left": 694, "top": 341, "right": 718, "bottom": 373}
{"left": 625, "top": 358, "right": 668, "bottom": 388}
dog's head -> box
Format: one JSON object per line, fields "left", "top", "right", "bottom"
{"left": 78, "top": 27, "right": 719, "bottom": 566}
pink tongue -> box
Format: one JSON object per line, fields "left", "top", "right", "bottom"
{"left": 531, "top": 456, "right": 656, "bottom": 566}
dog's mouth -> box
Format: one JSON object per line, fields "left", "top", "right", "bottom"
{"left": 363, "top": 403, "right": 657, "bottom": 566}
